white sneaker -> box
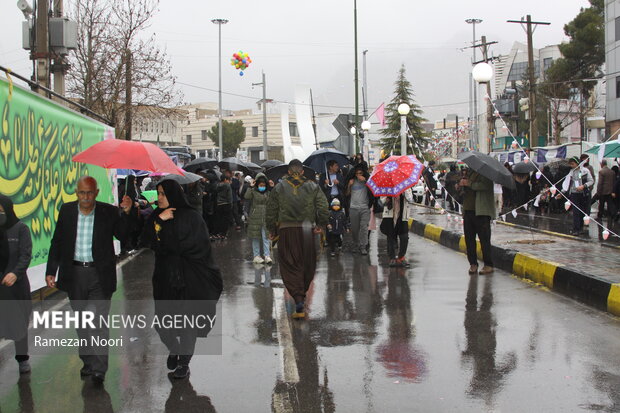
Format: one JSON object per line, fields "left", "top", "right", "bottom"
{"left": 264, "top": 256, "right": 273, "bottom": 264}
{"left": 253, "top": 256, "right": 264, "bottom": 264}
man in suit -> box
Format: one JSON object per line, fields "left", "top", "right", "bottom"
{"left": 46, "top": 176, "right": 133, "bottom": 384}
{"left": 319, "top": 160, "right": 346, "bottom": 210}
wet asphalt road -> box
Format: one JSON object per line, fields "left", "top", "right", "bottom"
{"left": 1, "top": 230, "right": 620, "bottom": 412}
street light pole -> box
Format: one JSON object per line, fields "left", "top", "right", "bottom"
{"left": 361, "top": 119, "right": 371, "bottom": 160}
{"left": 354, "top": 0, "right": 360, "bottom": 154}
{"left": 362, "top": 50, "right": 368, "bottom": 121}
{"left": 252, "top": 72, "right": 269, "bottom": 161}
{"left": 212, "top": 18, "right": 228, "bottom": 160}
{"left": 466, "top": 18, "right": 482, "bottom": 150}
{"left": 472, "top": 62, "right": 494, "bottom": 154}
{"left": 398, "top": 103, "right": 410, "bottom": 155}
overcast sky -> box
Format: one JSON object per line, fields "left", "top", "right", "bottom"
{"left": 1, "top": 0, "right": 592, "bottom": 122}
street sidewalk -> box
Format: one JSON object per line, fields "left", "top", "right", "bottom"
{"left": 407, "top": 204, "right": 620, "bottom": 316}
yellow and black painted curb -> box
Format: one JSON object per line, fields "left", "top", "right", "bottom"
{"left": 408, "top": 218, "right": 620, "bottom": 317}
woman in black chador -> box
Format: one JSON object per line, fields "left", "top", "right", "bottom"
{"left": 140, "top": 180, "right": 223, "bottom": 379}
{"left": 0, "top": 194, "right": 33, "bottom": 375}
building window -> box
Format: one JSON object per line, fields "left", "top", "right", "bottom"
{"left": 616, "top": 77, "right": 620, "bottom": 99}
{"left": 289, "top": 122, "right": 298, "bottom": 137}
{"left": 616, "top": 17, "right": 620, "bottom": 42}
{"left": 186, "top": 134, "right": 192, "bottom": 145}
{"left": 507, "top": 60, "right": 540, "bottom": 82}
{"left": 252, "top": 126, "right": 259, "bottom": 137}
{"left": 201, "top": 130, "right": 208, "bottom": 140}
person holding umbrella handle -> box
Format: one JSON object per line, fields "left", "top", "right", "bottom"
{"left": 458, "top": 170, "right": 495, "bottom": 275}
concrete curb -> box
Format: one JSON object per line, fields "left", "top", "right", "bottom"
{"left": 408, "top": 218, "right": 620, "bottom": 317}
{"left": 496, "top": 220, "right": 620, "bottom": 250}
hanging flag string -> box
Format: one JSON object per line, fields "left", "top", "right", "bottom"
{"left": 488, "top": 94, "right": 618, "bottom": 240}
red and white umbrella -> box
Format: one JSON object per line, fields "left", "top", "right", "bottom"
{"left": 366, "top": 155, "right": 424, "bottom": 197}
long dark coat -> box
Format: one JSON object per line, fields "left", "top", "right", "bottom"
{"left": 141, "top": 207, "right": 223, "bottom": 337}
{"left": 0, "top": 221, "right": 32, "bottom": 341}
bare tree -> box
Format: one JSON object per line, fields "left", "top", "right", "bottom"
{"left": 66, "top": 0, "right": 183, "bottom": 138}
{"left": 538, "top": 81, "right": 599, "bottom": 145}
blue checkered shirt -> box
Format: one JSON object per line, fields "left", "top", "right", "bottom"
{"left": 74, "top": 205, "right": 95, "bottom": 262}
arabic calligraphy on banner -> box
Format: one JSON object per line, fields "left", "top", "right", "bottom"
{"left": 0, "top": 77, "right": 114, "bottom": 267}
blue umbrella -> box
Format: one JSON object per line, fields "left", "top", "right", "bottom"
{"left": 117, "top": 169, "right": 150, "bottom": 178}
{"left": 303, "top": 148, "right": 350, "bottom": 174}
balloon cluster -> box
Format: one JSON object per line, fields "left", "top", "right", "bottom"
{"left": 231, "top": 51, "right": 252, "bottom": 76}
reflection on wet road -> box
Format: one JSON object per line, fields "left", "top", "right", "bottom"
{"left": 0, "top": 231, "right": 619, "bottom": 412}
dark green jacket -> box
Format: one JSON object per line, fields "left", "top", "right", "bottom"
{"left": 265, "top": 175, "right": 329, "bottom": 233}
{"left": 244, "top": 173, "right": 269, "bottom": 239}
{"left": 470, "top": 172, "right": 495, "bottom": 218}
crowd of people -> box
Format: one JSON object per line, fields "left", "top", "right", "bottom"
{"left": 440, "top": 154, "right": 620, "bottom": 236}
{"left": 2, "top": 149, "right": 618, "bottom": 383}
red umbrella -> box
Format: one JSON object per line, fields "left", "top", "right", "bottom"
{"left": 72, "top": 140, "right": 184, "bottom": 175}
{"left": 376, "top": 340, "right": 427, "bottom": 382}
{"left": 366, "top": 155, "right": 424, "bottom": 197}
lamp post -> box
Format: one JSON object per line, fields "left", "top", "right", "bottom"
{"left": 466, "top": 18, "right": 482, "bottom": 150}
{"left": 350, "top": 126, "right": 357, "bottom": 155}
{"left": 397, "top": 103, "right": 410, "bottom": 155}
{"left": 472, "top": 62, "right": 493, "bottom": 153}
{"left": 353, "top": 0, "right": 360, "bottom": 154}
{"left": 361, "top": 119, "right": 371, "bottom": 162}
{"left": 211, "top": 18, "right": 228, "bottom": 160}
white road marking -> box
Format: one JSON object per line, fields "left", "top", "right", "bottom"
{"left": 273, "top": 288, "right": 300, "bottom": 384}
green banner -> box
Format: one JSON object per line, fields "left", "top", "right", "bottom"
{"left": 0, "top": 77, "right": 115, "bottom": 270}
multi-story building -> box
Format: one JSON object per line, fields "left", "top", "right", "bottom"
{"left": 493, "top": 41, "right": 604, "bottom": 145}
{"left": 130, "top": 105, "right": 187, "bottom": 145}
{"left": 605, "top": 0, "right": 620, "bottom": 134}
{"left": 180, "top": 102, "right": 301, "bottom": 163}
{"left": 493, "top": 42, "right": 561, "bottom": 97}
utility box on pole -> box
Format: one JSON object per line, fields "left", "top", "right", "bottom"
{"left": 49, "top": 17, "right": 78, "bottom": 55}
{"left": 22, "top": 16, "right": 77, "bottom": 54}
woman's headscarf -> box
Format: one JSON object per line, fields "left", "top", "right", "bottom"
{"left": 124, "top": 175, "right": 138, "bottom": 201}
{"left": 140, "top": 177, "right": 152, "bottom": 192}
{"left": 0, "top": 194, "right": 19, "bottom": 273}
{"left": 157, "top": 180, "right": 191, "bottom": 209}
{"left": 0, "top": 194, "right": 19, "bottom": 229}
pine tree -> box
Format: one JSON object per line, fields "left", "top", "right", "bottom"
{"left": 380, "top": 65, "right": 428, "bottom": 157}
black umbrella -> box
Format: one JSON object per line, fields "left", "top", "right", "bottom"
{"left": 244, "top": 161, "right": 263, "bottom": 177}
{"left": 217, "top": 157, "right": 251, "bottom": 176}
{"left": 511, "top": 161, "right": 538, "bottom": 174}
{"left": 457, "top": 151, "right": 516, "bottom": 189}
{"left": 160, "top": 171, "right": 202, "bottom": 185}
{"left": 303, "top": 148, "right": 350, "bottom": 174}
{"left": 264, "top": 164, "right": 316, "bottom": 183}
{"left": 261, "top": 159, "right": 285, "bottom": 169}
{"left": 184, "top": 157, "right": 218, "bottom": 173}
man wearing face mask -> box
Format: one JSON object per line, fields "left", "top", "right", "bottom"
{"left": 45, "top": 176, "right": 134, "bottom": 384}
